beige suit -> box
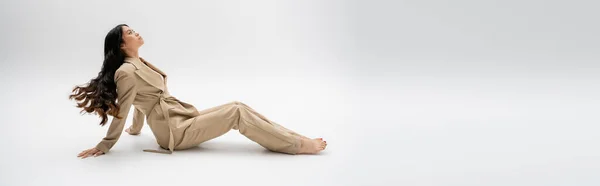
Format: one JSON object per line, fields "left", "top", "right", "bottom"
{"left": 95, "top": 57, "right": 304, "bottom": 155}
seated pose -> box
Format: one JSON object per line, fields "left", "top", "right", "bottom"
{"left": 70, "top": 24, "right": 327, "bottom": 158}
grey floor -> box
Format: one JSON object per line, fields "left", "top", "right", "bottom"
{"left": 1, "top": 0, "right": 599, "bottom": 185}
{"left": 1, "top": 69, "right": 599, "bottom": 186}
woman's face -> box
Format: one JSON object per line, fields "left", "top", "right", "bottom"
{"left": 120, "top": 26, "right": 144, "bottom": 50}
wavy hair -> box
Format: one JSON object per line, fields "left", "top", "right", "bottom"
{"left": 69, "top": 24, "right": 130, "bottom": 126}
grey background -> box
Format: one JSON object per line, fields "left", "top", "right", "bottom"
{"left": 0, "top": 0, "right": 598, "bottom": 185}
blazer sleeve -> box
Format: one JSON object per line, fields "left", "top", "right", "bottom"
{"left": 129, "top": 107, "right": 145, "bottom": 133}
{"left": 95, "top": 69, "right": 138, "bottom": 153}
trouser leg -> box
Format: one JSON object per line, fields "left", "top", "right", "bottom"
{"left": 184, "top": 101, "right": 301, "bottom": 154}
{"left": 236, "top": 102, "right": 309, "bottom": 139}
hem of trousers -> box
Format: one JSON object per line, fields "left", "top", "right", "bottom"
{"left": 292, "top": 136, "right": 302, "bottom": 155}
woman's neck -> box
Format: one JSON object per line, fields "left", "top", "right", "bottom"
{"left": 124, "top": 50, "right": 139, "bottom": 59}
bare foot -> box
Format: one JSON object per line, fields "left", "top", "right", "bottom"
{"left": 125, "top": 127, "right": 140, "bottom": 135}
{"left": 298, "top": 138, "right": 327, "bottom": 154}
{"left": 298, "top": 135, "right": 311, "bottom": 140}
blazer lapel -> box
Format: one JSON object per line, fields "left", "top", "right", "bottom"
{"left": 140, "top": 57, "right": 169, "bottom": 86}
{"left": 124, "top": 57, "right": 165, "bottom": 92}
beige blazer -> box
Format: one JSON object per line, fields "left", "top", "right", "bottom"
{"left": 95, "top": 57, "right": 200, "bottom": 154}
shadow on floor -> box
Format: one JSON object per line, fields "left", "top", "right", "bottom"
{"left": 173, "top": 140, "right": 296, "bottom": 156}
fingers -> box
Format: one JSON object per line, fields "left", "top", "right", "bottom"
{"left": 82, "top": 149, "right": 95, "bottom": 159}
{"left": 125, "top": 127, "right": 134, "bottom": 134}
{"left": 93, "top": 151, "right": 104, "bottom": 157}
{"left": 77, "top": 148, "right": 104, "bottom": 159}
{"left": 125, "top": 127, "right": 140, "bottom": 135}
{"left": 77, "top": 148, "right": 91, "bottom": 158}
{"left": 77, "top": 150, "right": 87, "bottom": 157}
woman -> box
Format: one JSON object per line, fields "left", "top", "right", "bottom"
{"left": 70, "top": 24, "right": 327, "bottom": 158}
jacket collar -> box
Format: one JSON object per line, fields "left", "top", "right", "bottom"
{"left": 124, "top": 57, "right": 142, "bottom": 70}
{"left": 124, "top": 56, "right": 168, "bottom": 91}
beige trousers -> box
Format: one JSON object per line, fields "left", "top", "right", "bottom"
{"left": 176, "top": 101, "right": 305, "bottom": 154}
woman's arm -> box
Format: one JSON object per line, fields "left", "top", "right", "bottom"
{"left": 95, "top": 69, "right": 138, "bottom": 154}
{"left": 126, "top": 107, "right": 145, "bottom": 135}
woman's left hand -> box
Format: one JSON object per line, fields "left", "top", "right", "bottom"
{"left": 77, "top": 147, "right": 105, "bottom": 159}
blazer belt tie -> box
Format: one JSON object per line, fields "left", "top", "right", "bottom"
{"left": 143, "top": 94, "right": 177, "bottom": 154}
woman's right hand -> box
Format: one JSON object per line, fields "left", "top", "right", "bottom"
{"left": 77, "top": 147, "right": 104, "bottom": 159}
